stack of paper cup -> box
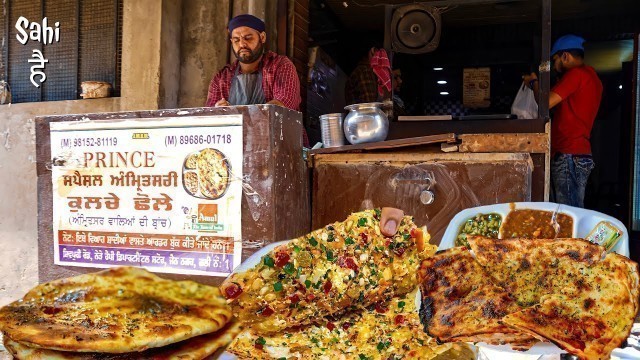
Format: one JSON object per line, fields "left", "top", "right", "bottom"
{"left": 319, "top": 113, "right": 345, "bottom": 147}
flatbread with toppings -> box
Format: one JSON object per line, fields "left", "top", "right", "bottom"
{"left": 0, "top": 267, "right": 233, "bottom": 353}
{"left": 419, "top": 237, "right": 639, "bottom": 360}
{"left": 467, "top": 236, "right": 603, "bottom": 306}
{"left": 185, "top": 153, "right": 198, "bottom": 169}
{"left": 221, "top": 209, "right": 436, "bottom": 333}
{"left": 197, "top": 148, "right": 230, "bottom": 199}
{"left": 418, "top": 246, "right": 535, "bottom": 346}
{"left": 2, "top": 320, "right": 241, "bottom": 360}
{"left": 227, "top": 289, "right": 451, "bottom": 359}
{"left": 183, "top": 171, "right": 199, "bottom": 195}
{"left": 502, "top": 251, "right": 640, "bottom": 360}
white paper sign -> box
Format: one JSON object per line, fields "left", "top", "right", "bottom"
{"left": 49, "top": 115, "right": 243, "bottom": 277}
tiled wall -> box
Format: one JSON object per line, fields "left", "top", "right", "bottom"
{"left": 405, "top": 95, "right": 515, "bottom": 117}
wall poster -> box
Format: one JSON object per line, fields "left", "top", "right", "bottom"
{"left": 49, "top": 115, "right": 243, "bottom": 277}
{"left": 463, "top": 67, "right": 491, "bottom": 108}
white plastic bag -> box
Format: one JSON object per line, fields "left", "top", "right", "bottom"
{"left": 511, "top": 83, "right": 538, "bottom": 119}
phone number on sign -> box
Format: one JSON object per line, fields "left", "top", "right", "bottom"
{"left": 165, "top": 134, "right": 232, "bottom": 147}
{"left": 60, "top": 137, "right": 118, "bottom": 148}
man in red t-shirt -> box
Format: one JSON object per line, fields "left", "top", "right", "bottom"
{"left": 524, "top": 35, "right": 602, "bottom": 208}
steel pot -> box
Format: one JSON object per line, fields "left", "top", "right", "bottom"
{"left": 343, "top": 102, "right": 388, "bottom": 145}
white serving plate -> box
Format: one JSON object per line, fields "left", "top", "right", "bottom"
{"left": 228, "top": 240, "right": 289, "bottom": 275}
{"left": 437, "top": 202, "right": 630, "bottom": 357}
{"left": 439, "top": 201, "right": 629, "bottom": 257}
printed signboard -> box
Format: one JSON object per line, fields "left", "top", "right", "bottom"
{"left": 49, "top": 115, "right": 243, "bottom": 277}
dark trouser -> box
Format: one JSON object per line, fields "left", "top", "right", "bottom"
{"left": 551, "top": 153, "right": 595, "bottom": 208}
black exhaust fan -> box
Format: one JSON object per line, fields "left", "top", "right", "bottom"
{"left": 385, "top": 4, "right": 441, "bottom": 54}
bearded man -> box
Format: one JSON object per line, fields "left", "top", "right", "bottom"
{"left": 206, "top": 14, "right": 301, "bottom": 111}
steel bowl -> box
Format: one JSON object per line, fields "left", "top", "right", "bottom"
{"left": 343, "top": 102, "right": 389, "bottom": 145}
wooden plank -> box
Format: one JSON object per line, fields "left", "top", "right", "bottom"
{"left": 294, "top": 14, "right": 309, "bottom": 26}
{"left": 531, "top": 153, "right": 546, "bottom": 202}
{"left": 458, "top": 133, "right": 549, "bottom": 153}
{"left": 292, "top": 58, "right": 305, "bottom": 68}
{"left": 313, "top": 152, "right": 532, "bottom": 166}
{"left": 287, "top": 0, "right": 294, "bottom": 59}
{"left": 539, "top": 0, "right": 551, "bottom": 120}
{"left": 630, "top": 34, "right": 639, "bottom": 229}
{"left": 544, "top": 121, "right": 551, "bottom": 201}
{"left": 293, "top": 43, "right": 307, "bottom": 54}
{"left": 441, "top": 143, "right": 459, "bottom": 152}
{"left": 309, "top": 134, "right": 457, "bottom": 155}
{"left": 294, "top": 14, "right": 309, "bottom": 30}
{"left": 290, "top": 0, "right": 308, "bottom": 114}
{"left": 293, "top": 46, "right": 307, "bottom": 61}
{"left": 294, "top": 35, "right": 307, "bottom": 49}
{"left": 294, "top": 0, "right": 309, "bottom": 14}
{"left": 277, "top": 0, "right": 287, "bottom": 55}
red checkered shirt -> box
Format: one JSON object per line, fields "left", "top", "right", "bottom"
{"left": 206, "top": 51, "right": 301, "bottom": 111}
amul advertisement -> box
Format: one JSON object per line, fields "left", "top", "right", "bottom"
{"left": 49, "top": 115, "right": 243, "bottom": 277}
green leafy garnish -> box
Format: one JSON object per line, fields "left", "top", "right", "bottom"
{"left": 345, "top": 237, "right": 355, "bottom": 245}
{"left": 358, "top": 218, "right": 368, "bottom": 227}
{"left": 256, "top": 337, "right": 266, "bottom": 345}
{"left": 263, "top": 256, "right": 274, "bottom": 268}
{"left": 309, "top": 237, "right": 318, "bottom": 247}
{"left": 274, "top": 282, "right": 283, "bottom": 292}
{"left": 377, "top": 340, "right": 390, "bottom": 351}
{"left": 326, "top": 250, "right": 334, "bottom": 261}
{"left": 284, "top": 263, "right": 295, "bottom": 275}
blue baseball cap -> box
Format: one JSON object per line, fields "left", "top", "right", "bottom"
{"left": 228, "top": 14, "right": 265, "bottom": 33}
{"left": 551, "top": 34, "right": 585, "bottom": 57}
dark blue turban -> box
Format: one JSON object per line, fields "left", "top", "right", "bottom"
{"left": 228, "top": 14, "right": 265, "bottom": 33}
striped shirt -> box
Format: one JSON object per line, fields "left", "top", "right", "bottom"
{"left": 345, "top": 60, "right": 379, "bottom": 105}
{"left": 206, "top": 51, "right": 301, "bottom": 111}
